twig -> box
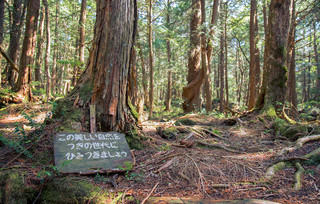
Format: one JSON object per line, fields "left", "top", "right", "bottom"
{"left": 131, "top": 150, "right": 136, "bottom": 166}
{"left": 141, "top": 182, "right": 159, "bottom": 204}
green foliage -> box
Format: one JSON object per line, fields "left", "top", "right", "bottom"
{"left": 0, "top": 133, "right": 33, "bottom": 159}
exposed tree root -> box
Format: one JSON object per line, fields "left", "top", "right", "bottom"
{"left": 293, "top": 162, "right": 304, "bottom": 191}
{"left": 264, "top": 162, "right": 288, "bottom": 181}
{"left": 196, "top": 141, "right": 239, "bottom": 153}
{"left": 278, "top": 134, "right": 320, "bottom": 156}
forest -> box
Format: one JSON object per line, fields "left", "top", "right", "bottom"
{"left": 0, "top": 0, "right": 319, "bottom": 203}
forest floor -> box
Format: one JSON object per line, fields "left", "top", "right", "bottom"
{"left": 0, "top": 102, "right": 319, "bottom": 204}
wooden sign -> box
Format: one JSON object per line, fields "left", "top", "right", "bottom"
{"left": 54, "top": 132, "right": 133, "bottom": 174}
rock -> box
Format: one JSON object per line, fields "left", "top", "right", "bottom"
{"left": 157, "top": 127, "right": 178, "bottom": 140}
{"left": 222, "top": 119, "right": 237, "bottom": 126}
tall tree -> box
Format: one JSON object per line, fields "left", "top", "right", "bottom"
{"left": 44, "top": 0, "right": 51, "bottom": 99}
{"left": 219, "top": 32, "right": 225, "bottom": 112}
{"left": 286, "top": 0, "right": 297, "bottom": 116}
{"left": 5, "top": 0, "right": 24, "bottom": 86}
{"left": 165, "top": 0, "right": 172, "bottom": 112}
{"left": 0, "top": 0, "right": 4, "bottom": 87}
{"left": 148, "top": 0, "right": 154, "bottom": 117}
{"left": 182, "top": 0, "right": 203, "bottom": 113}
{"left": 203, "top": 0, "right": 220, "bottom": 112}
{"left": 256, "top": 0, "right": 293, "bottom": 115}
{"left": 14, "top": 0, "right": 40, "bottom": 101}
{"left": 314, "top": 17, "right": 320, "bottom": 100}
{"left": 52, "top": 0, "right": 60, "bottom": 94}
{"left": 35, "top": 5, "right": 45, "bottom": 86}
{"left": 248, "top": 0, "right": 260, "bottom": 110}
{"left": 66, "top": 0, "right": 137, "bottom": 131}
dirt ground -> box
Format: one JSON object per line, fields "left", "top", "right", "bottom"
{"left": 0, "top": 103, "right": 319, "bottom": 203}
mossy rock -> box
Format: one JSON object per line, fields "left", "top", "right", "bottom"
{"left": 3, "top": 171, "right": 37, "bottom": 204}
{"left": 40, "top": 177, "right": 109, "bottom": 204}
{"left": 175, "top": 118, "right": 196, "bottom": 126}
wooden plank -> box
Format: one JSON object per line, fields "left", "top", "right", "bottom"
{"left": 54, "top": 132, "right": 133, "bottom": 174}
{"left": 146, "top": 198, "right": 280, "bottom": 204}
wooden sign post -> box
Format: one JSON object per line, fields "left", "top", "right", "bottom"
{"left": 54, "top": 132, "right": 133, "bottom": 174}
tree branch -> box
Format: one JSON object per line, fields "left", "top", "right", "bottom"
{"left": 0, "top": 45, "right": 19, "bottom": 73}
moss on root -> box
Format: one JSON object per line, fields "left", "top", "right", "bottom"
{"left": 40, "top": 177, "right": 109, "bottom": 203}
{"left": 273, "top": 118, "right": 319, "bottom": 141}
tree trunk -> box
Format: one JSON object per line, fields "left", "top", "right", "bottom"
{"left": 203, "top": 0, "right": 220, "bottom": 112}
{"left": 14, "top": 0, "right": 40, "bottom": 101}
{"left": 256, "top": 0, "right": 292, "bottom": 115}
{"left": 44, "top": 0, "right": 51, "bottom": 100}
{"left": 79, "top": 0, "right": 87, "bottom": 65}
{"left": 165, "top": 0, "right": 172, "bottom": 112}
{"left": 0, "top": 0, "right": 4, "bottom": 87}
{"left": 6, "top": 0, "right": 24, "bottom": 87}
{"left": 314, "top": 18, "right": 320, "bottom": 100}
{"left": 51, "top": 0, "right": 59, "bottom": 95}
{"left": 224, "top": 4, "right": 229, "bottom": 107}
{"left": 128, "top": 46, "right": 138, "bottom": 106}
{"left": 286, "top": 0, "right": 297, "bottom": 117}
{"left": 182, "top": 0, "right": 203, "bottom": 113}
{"left": 35, "top": 5, "right": 44, "bottom": 87}
{"left": 137, "top": 35, "right": 148, "bottom": 108}
{"left": 148, "top": 0, "right": 154, "bottom": 117}
{"left": 76, "top": 0, "right": 137, "bottom": 131}
{"left": 248, "top": 0, "right": 260, "bottom": 110}
{"left": 219, "top": 32, "right": 225, "bottom": 112}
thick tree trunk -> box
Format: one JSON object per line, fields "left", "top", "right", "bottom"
{"left": 35, "top": 5, "right": 44, "bottom": 86}
{"left": 6, "top": 0, "right": 24, "bottom": 87}
{"left": 248, "top": 0, "right": 260, "bottom": 110}
{"left": 256, "top": 0, "right": 292, "bottom": 115}
{"left": 148, "top": 0, "right": 154, "bottom": 117}
{"left": 182, "top": 0, "right": 203, "bottom": 113}
{"left": 14, "top": 0, "right": 40, "bottom": 101}
{"left": 74, "top": 0, "right": 137, "bottom": 131}
{"left": 44, "top": 0, "right": 51, "bottom": 100}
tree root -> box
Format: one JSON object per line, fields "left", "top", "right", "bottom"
{"left": 278, "top": 134, "right": 320, "bottom": 156}
{"left": 293, "top": 162, "right": 304, "bottom": 191}
{"left": 264, "top": 162, "right": 288, "bottom": 181}
{"left": 196, "top": 141, "right": 239, "bottom": 153}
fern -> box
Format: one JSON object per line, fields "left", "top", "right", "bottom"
{"left": 0, "top": 133, "right": 33, "bottom": 158}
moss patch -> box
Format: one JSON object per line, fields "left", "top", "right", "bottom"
{"left": 175, "top": 118, "right": 196, "bottom": 126}
{"left": 40, "top": 177, "right": 108, "bottom": 203}
{"left": 4, "top": 171, "right": 37, "bottom": 203}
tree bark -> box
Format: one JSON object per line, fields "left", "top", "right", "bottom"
{"left": 256, "top": 0, "right": 293, "bottom": 115}
{"left": 219, "top": 32, "right": 225, "bottom": 112}
{"left": 51, "top": 0, "right": 60, "bottom": 95}
{"left": 44, "top": 0, "right": 51, "bottom": 100}
{"left": 35, "top": 5, "right": 44, "bottom": 86}
{"left": 14, "top": 0, "right": 40, "bottom": 101}
{"left": 224, "top": 4, "right": 229, "bottom": 107}
{"left": 165, "top": 0, "right": 172, "bottom": 112}
{"left": 148, "top": 0, "right": 154, "bottom": 117}
{"left": 182, "top": 0, "right": 203, "bottom": 113}
{"left": 6, "top": 0, "right": 24, "bottom": 87}
{"left": 73, "top": 0, "right": 137, "bottom": 131}
{"left": 286, "top": 0, "right": 297, "bottom": 117}
{"left": 136, "top": 35, "right": 148, "bottom": 107}
{"left": 248, "top": 0, "right": 260, "bottom": 110}
{"left": 314, "top": 18, "right": 320, "bottom": 100}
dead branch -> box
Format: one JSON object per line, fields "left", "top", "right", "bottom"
{"left": 141, "top": 182, "right": 159, "bottom": 204}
